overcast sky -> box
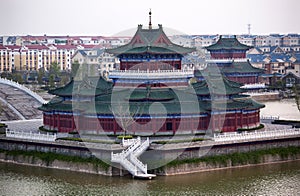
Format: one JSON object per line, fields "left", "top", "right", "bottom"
{"left": 1, "top": 0, "right": 299, "bottom": 36}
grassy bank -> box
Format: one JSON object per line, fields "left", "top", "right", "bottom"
{"left": 0, "top": 149, "right": 110, "bottom": 171}
{"left": 164, "top": 146, "right": 300, "bottom": 168}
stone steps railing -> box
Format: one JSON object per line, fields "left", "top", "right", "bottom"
{"left": 111, "top": 137, "right": 155, "bottom": 178}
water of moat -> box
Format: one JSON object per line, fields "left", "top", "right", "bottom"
{"left": 0, "top": 99, "right": 299, "bottom": 195}
{"left": 0, "top": 161, "right": 299, "bottom": 195}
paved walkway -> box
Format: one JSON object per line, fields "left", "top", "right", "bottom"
{"left": 0, "top": 83, "right": 42, "bottom": 121}
{"left": 3, "top": 119, "right": 43, "bottom": 133}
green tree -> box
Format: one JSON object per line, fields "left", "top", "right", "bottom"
{"left": 292, "top": 84, "right": 300, "bottom": 112}
{"left": 37, "top": 68, "right": 45, "bottom": 85}
{"left": 12, "top": 73, "right": 24, "bottom": 84}
{"left": 49, "top": 74, "right": 55, "bottom": 89}
{"left": 0, "top": 72, "right": 12, "bottom": 80}
{"left": 49, "top": 62, "right": 60, "bottom": 77}
{"left": 71, "top": 60, "right": 80, "bottom": 79}
{"left": 60, "top": 75, "right": 70, "bottom": 86}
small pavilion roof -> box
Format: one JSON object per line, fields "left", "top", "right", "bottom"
{"left": 205, "top": 36, "right": 252, "bottom": 51}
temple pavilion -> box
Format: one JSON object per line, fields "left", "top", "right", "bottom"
{"left": 198, "top": 35, "right": 264, "bottom": 85}
{"left": 39, "top": 19, "right": 264, "bottom": 135}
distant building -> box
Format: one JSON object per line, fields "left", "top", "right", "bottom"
{"left": 282, "top": 72, "right": 300, "bottom": 87}
{"left": 193, "top": 35, "right": 218, "bottom": 48}
{"left": 72, "top": 48, "right": 119, "bottom": 76}
{"left": 169, "top": 35, "right": 194, "bottom": 47}
{"left": 237, "top": 35, "right": 255, "bottom": 46}
{"left": 0, "top": 44, "right": 77, "bottom": 72}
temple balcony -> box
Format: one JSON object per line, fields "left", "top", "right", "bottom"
{"left": 241, "top": 83, "right": 266, "bottom": 89}
{"left": 206, "top": 58, "right": 248, "bottom": 64}
{"left": 109, "top": 68, "right": 194, "bottom": 79}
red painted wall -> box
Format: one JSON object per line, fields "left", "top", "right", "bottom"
{"left": 43, "top": 110, "right": 261, "bottom": 134}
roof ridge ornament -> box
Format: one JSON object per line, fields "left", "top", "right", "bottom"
{"left": 149, "top": 9, "right": 152, "bottom": 30}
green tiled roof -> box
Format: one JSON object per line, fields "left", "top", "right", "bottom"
{"left": 48, "top": 76, "right": 113, "bottom": 97}
{"left": 106, "top": 25, "right": 195, "bottom": 55}
{"left": 41, "top": 73, "right": 263, "bottom": 115}
{"left": 128, "top": 87, "right": 176, "bottom": 101}
{"left": 189, "top": 74, "right": 245, "bottom": 95}
{"left": 220, "top": 60, "right": 265, "bottom": 74}
{"left": 40, "top": 95, "right": 264, "bottom": 115}
{"left": 205, "top": 36, "right": 252, "bottom": 51}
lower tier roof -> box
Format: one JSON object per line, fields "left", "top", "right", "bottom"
{"left": 39, "top": 95, "right": 264, "bottom": 116}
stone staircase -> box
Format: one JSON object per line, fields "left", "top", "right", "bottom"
{"left": 111, "top": 137, "right": 156, "bottom": 179}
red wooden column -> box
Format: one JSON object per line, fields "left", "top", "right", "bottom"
{"left": 235, "top": 111, "right": 238, "bottom": 130}
{"left": 57, "top": 114, "right": 60, "bottom": 132}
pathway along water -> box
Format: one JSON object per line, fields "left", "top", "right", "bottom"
{"left": 260, "top": 99, "right": 300, "bottom": 120}
{"left": 0, "top": 161, "right": 299, "bottom": 195}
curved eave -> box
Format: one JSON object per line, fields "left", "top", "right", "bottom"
{"left": 205, "top": 37, "right": 252, "bottom": 51}
{"left": 128, "top": 98, "right": 174, "bottom": 102}
{"left": 205, "top": 46, "right": 252, "bottom": 51}
{"left": 107, "top": 46, "right": 195, "bottom": 55}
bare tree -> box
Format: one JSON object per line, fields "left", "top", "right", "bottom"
{"left": 293, "top": 84, "right": 300, "bottom": 112}
{"left": 110, "top": 102, "right": 143, "bottom": 136}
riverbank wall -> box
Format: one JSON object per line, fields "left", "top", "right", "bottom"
{"left": 0, "top": 135, "right": 300, "bottom": 176}
{"left": 247, "top": 92, "right": 280, "bottom": 101}
{"left": 0, "top": 136, "right": 125, "bottom": 176}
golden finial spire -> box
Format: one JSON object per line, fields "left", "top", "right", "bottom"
{"left": 149, "top": 9, "right": 152, "bottom": 29}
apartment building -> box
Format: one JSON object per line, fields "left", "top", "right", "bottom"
{"left": 0, "top": 44, "right": 77, "bottom": 72}
{"left": 72, "top": 48, "right": 119, "bottom": 76}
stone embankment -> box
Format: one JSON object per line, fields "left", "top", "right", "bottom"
{"left": 0, "top": 133, "right": 300, "bottom": 176}
{"left": 246, "top": 91, "right": 280, "bottom": 101}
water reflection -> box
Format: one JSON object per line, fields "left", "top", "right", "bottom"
{"left": 0, "top": 161, "right": 299, "bottom": 195}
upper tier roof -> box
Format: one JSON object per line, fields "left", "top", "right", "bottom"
{"left": 205, "top": 36, "right": 252, "bottom": 51}
{"left": 48, "top": 76, "right": 113, "bottom": 97}
{"left": 221, "top": 60, "right": 264, "bottom": 74}
{"left": 106, "top": 24, "right": 195, "bottom": 55}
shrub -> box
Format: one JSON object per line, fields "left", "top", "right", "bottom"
{"left": 117, "top": 135, "right": 133, "bottom": 139}
{"left": 39, "top": 126, "right": 57, "bottom": 133}
{"left": 237, "top": 124, "right": 265, "bottom": 132}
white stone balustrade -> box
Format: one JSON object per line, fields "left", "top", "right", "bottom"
{"left": 206, "top": 58, "right": 248, "bottom": 64}
{"left": 109, "top": 68, "right": 194, "bottom": 79}
{"left": 6, "top": 129, "right": 57, "bottom": 142}
{"left": 260, "top": 116, "right": 280, "bottom": 120}
{"left": 245, "top": 90, "right": 280, "bottom": 95}
{"left": 241, "top": 83, "right": 266, "bottom": 89}
{"left": 213, "top": 129, "right": 300, "bottom": 142}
